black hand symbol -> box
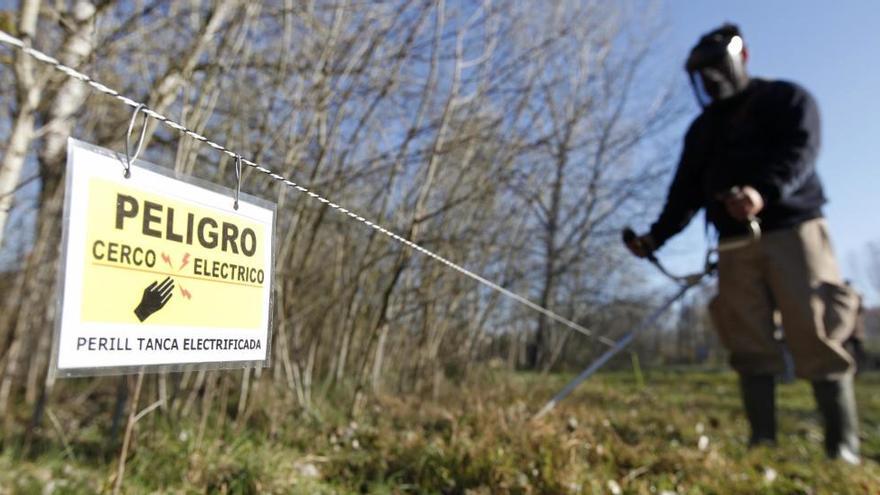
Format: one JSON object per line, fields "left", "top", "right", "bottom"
{"left": 134, "top": 277, "right": 174, "bottom": 322}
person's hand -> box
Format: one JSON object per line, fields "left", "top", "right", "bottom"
{"left": 724, "top": 185, "right": 764, "bottom": 221}
{"left": 134, "top": 277, "right": 174, "bottom": 322}
{"left": 624, "top": 232, "right": 656, "bottom": 259}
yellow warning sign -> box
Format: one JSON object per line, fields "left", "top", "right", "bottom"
{"left": 54, "top": 139, "right": 275, "bottom": 375}
{"left": 81, "top": 178, "right": 267, "bottom": 328}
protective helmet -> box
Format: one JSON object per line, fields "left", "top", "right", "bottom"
{"left": 685, "top": 23, "right": 749, "bottom": 107}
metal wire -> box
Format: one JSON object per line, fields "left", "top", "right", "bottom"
{"left": 0, "top": 29, "right": 616, "bottom": 348}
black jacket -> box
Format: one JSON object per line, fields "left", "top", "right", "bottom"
{"left": 650, "top": 78, "right": 825, "bottom": 247}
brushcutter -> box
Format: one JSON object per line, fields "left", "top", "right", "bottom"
{"left": 533, "top": 216, "right": 761, "bottom": 420}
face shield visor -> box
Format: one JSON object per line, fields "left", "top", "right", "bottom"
{"left": 686, "top": 34, "right": 747, "bottom": 107}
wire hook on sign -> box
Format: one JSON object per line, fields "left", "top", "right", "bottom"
{"left": 123, "top": 103, "right": 148, "bottom": 178}
{"left": 233, "top": 154, "right": 243, "bottom": 210}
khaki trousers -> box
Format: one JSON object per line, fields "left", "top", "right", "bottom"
{"left": 708, "top": 218, "right": 858, "bottom": 380}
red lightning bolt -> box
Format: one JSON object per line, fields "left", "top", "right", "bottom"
{"left": 161, "top": 252, "right": 173, "bottom": 268}
{"left": 179, "top": 253, "right": 191, "bottom": 271}
{"left": 179, "top": 285, "right": 192, "bottom": 300}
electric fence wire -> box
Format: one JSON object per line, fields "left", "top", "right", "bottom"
{"left": 0, "top": 29, "right": 617, "bottom": 348}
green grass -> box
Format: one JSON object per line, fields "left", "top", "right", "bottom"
{"left": 1, "top": 369, "right": 879, "bottom": 493}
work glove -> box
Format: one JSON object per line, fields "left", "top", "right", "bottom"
{"left": 623, "top": 230, "right": 656, "bottom": 259}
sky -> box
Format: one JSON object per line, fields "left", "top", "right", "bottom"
{"left": 646, "top": 0, "right": 880, "bottom": 304}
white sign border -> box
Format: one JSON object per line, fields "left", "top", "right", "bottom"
{"left": 50, "top": 138, "right": 277, "bottom": 378}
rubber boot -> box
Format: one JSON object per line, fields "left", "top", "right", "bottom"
{"left": 739, "top": 374, "right": 777, "bottom": 447}
{"left": 812, "top": 375, "right": 861, "bottom": 464}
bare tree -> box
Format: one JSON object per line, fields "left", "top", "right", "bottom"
{"left": 867, "top": 241, "right": 880, "bottom": 297}
{"left": 0, "top": 0, "right": 685, "bottom": 449}
{"left": 506, "top": 2, "right": 683, "bottom": 369}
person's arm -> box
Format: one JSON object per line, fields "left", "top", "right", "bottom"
{"left": 750, "top": 83, "right": 821, "bottom": 202}
{"left": 648, "top": 122, "right": 705, "bottom": 250}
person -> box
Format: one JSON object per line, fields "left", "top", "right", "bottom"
{"left": 625, "top": 24, "right": 861, "bottom": 463}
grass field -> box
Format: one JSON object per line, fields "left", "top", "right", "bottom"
{"left": 1, "top": 368, "right": 878, "bottom": 494}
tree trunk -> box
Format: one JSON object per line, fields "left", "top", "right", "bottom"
{"left": 0, "top": 0, "right": 42, "bottom": 250}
